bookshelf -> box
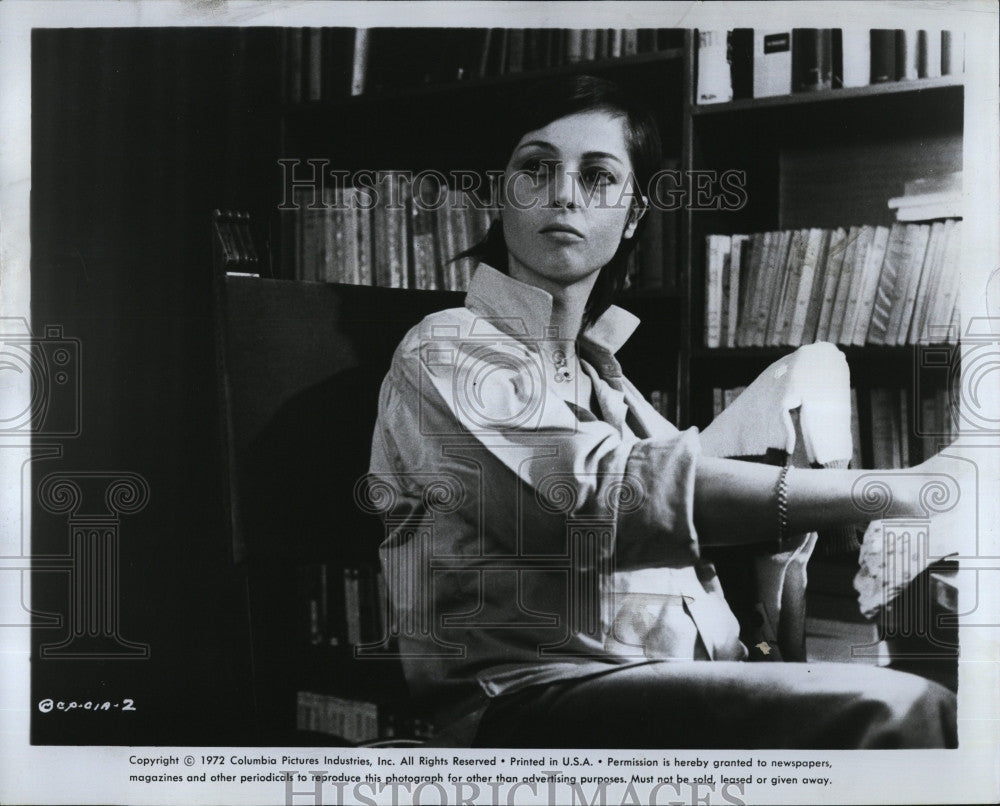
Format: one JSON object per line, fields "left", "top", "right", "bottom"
{"left": 238, "top": 27, "right": 965, "bottom": 741}
{"left": 682, "top": 30, "right": 963, "bottom": 686}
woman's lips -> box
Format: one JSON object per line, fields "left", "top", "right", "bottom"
{"left": 539, "top": 223, "right": 584, "bottom": 239}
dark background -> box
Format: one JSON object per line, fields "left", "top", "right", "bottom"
{"left": 30, "top": 28, "right": 283, "bottom": 745}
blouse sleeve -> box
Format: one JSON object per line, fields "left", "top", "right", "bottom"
{"left": 371, "top": 325, "right": 703, "bottom": 571}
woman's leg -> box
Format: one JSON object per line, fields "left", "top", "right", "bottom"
{"left": 474, "top": 661, "right": 956, "bottom": 748}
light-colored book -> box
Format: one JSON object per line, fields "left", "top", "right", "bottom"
{"left": 791, "top": 228, "right": 830, "bottom": 346}
{"left": 850, "top": 225, "right": 890, "bottom": 346}
{"left": 704, "top": 234, "right": 730, "bottom": 347}
{"left": 815, "top": 227, "right": 848, "bottom": 342}
{"left": 840, "top": 28, "right": 870, "bottom": 88}
{"left": 753, "top": 29, "right": 792, "bottom": 97}
{"left": 888, "top": 223, "right": 931, "bottom": 345}
{"left": 907, "top": 221, "right": 946, "bottom": 344}
{"left": 770, "top": 228, "right": 808, "bottom": 346}
{"left": 827, "top": 226, "right": 861, "bottom": 345}
{"left": 697, "top": 30, "right": 733, "bottom": 104}
{"left": 841, "top": 225, "right": 876, "bottom": 345}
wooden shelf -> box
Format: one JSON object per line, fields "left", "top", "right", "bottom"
{"left": 282, "top": 48, "right": 685, "bottom": 118}
{"left": 690, "top": 343, "right": 953, "bottom": 361}
{"left": 691, "top": 74, "right": 964, "bottom": 116}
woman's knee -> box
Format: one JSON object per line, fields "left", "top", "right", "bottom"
{"left": 853, "top": 668, "right": 957, "bottom": 748}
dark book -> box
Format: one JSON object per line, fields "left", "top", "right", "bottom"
{"left": 941, "top": 30, "right": 964, "bottom": 76}
{"left": 506, "top": 29, "right": 525, "bottom": 73}
{"left": 728, "top": 28, "right": 754, "bottom": 100}
{"left": 320, "top": 28, "right": 360, "bottom": 100}
{"left": 870, "top": 29, "right": 898, "bottom": 83}
{"left": 896, "top": 29, "right": 919, "bottom": 81}
{"left": 485, "top": 28, "right": 508, "bottom": 76}
{"left": 285, "top": 28, "right": 304, "bottom": 103}
{"left": 792, "top": 29, "right": 833, "bottom": 92}
{"left": 637, "top": 29, "right": 657, "bottom": 53}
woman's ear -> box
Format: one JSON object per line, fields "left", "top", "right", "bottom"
{"left": 622, "top": 196, "right": 648, "bottom": 240}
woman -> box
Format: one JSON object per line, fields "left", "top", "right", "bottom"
{"left": 367, "top": 75, "right": 959, "bottom": 748}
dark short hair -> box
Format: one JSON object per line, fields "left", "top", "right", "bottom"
{"left": 456, "top": 74, "right": 663, "bottom": 331}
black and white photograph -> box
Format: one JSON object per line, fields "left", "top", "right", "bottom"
{"left": 1, "top": 1, "right": 998, "bottom": 804}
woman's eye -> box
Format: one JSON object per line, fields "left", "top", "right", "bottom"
{"left": 519, "top": 158, "right": 549, "bottom": 177}
{"left": 582, "top": 166, "right": 617, "bottom": 186}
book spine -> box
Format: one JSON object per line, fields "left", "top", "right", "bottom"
{"left": 896, "top": 30, "right": 919, "bottom": 81}
{"left": 748, "top": 231, "right": 777, "bottom": 346}
{"left": 306, "top": 27, "right": 323, "bottom": 101}
{"left": 704, "top": 234, "right": 727, "bottom": 347}
{"left": 729, "top": 29, "right": 754, "bottom": 100}
{"left": 890, "top": 223, "right": 931, "bottom": 345}
{"left": 826, "top": 226, "right": 859, "bottom": 345}
{"left": 866, "top": 223, "right": 907, "bottom": 345}
{"left": 608, "top": 28, "right": 622, "bottom": 59}
{"left": 753, "top": 30, "right": 792, "bottom": 98}
{"left": 343, "top": 567, "right": 362, "bottom": 646}
{"left": 736, "top": 233, "right": 764, "bottom": 347}
{"left": 850, "top": 387, "right": 864, "bottom": 469}
{"left": 908, "top": 221, "right": 945, "bottom": 344}
{"left": 506, "top": 29, "right": 525, "bottom": 73}
{"left": 356, "top": 192, "right": 373, "bottom": 285}
{"left": 918, "top": 30, "right": 942, "bottom": 79}
{"left": 697, "top": 30, "right": 733, "bottom": 104}
{"left": 795, "top": 229, "right": 831, "bottom": 344}
{"left": 622, "top": 29, "right": 638, "bottom": 57}
{"left": 839, "top": 28, "right": 870, "bottom": 88}
{"left": 792, "top": 29, "right": 833, "bottom": 92}
{"left": 786, "top": 227, "right": 817, "bottom": 344}
{"left": 771, "top": 229, "right": 806, "bottom": 346}
{"left": 340, "top": 189, "right": 360, "bottom": 285}
{"left": 815, "top": 227, "right": 847, "bottom": 342}
{"left": 852, "top": 225, "right": 891, "bottom": 346}
{"left": 286, "top": 28, "right": 304, "bottom": 104}
{"left": 323, "top": 184, "right": 341, "bottom": 283}
{"left": 839, "top": 226, "right": 874, "bottom": 344}
{"left": 869, "top": 29, "right": 898, "bottom": 83}
{"left": 350, "top": 29, "right": 370, "bottom": 96}
{"left": 726, "top": 235, "right": 749, "bottom": 348}
{"left": 566, "top": 30, "right": 584, "bottom": 63}
{"left": 869, "top": 387, "right": 898, "bottom": 468}
{"left": 941, "top": 31, "right": 965, "bottom": 76}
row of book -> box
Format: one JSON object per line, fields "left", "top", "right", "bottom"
{"left": 284, "top": 171, "right": 673, "bottom": 292}
{"left": 296, "top": 691, "right": 379, "bottom": 744}
{"left": 697, "top": 28, "right": 965, "bottom": 104}
{"left": 703, "top": 219, "right": 963, "bottom": 349}
{"left": 281, "top": 28, "right": 679, "bottom": 103}
{"left": 296, "top": 691, "right": 435, "bottom": 744}
{"left": 285, "top": 176, "right": 493, "bottom": 291}
{"left": 711, "top": 384, "right": 957, "bottom": 469}
{"left": 298, "top": 563, "right": 386, "bottom": 650}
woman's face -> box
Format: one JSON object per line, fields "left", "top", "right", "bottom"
{"left": 501, "top": 109, "right": 643, "bottom": 295}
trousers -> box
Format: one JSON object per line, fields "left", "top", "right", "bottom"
{"left": 473, "top": 661, "right": 957, "bottom": 749}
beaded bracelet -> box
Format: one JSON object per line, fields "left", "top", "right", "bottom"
{"left": 775, "top": 464, "right": 791, "bottom": 550}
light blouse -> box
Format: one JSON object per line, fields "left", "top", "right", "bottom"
{"left": 366, "top": 263, "right": 746, "bottom": 741}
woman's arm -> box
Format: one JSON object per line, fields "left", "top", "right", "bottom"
{"left": 693, "top": 455, "right": 950, "bottom": 546}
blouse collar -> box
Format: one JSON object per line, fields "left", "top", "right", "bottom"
{"left": 464, "top": 263, "right": 640, "bottom": 355}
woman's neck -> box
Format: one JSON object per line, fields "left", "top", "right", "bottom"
{"left": 507, "top": 261, "right": 596, "bottom": 350}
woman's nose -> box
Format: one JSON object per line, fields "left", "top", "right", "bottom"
{"left": 550, "top": 163, "right": 578, "bottom": 208}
